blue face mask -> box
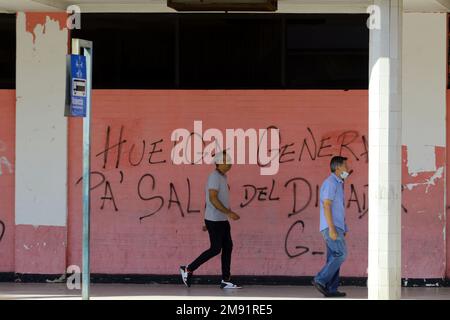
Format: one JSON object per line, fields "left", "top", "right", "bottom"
{"left": 340, "top": 171, "right": 349, "bottom": 180}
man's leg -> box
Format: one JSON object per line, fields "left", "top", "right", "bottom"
{"left": 188, "top": 221, "right": 223, "bottom": 273}
{"left": 221, "top": 222, "right": 233, "bottom": 281}
{"left": 314, "top": 229, "right": 347, "bottom": 289}
{"left": 219, "top": 221, "right": 241, "bottom": 289}
{"left": 314, "top": 231, "right": 332, "bottom": 285}
{"left": 327, "top": 268, "right": 340, "bottom": 293}
{"left": 327, "top": 235, "right": 347, "bottom": 293}
{"left": 328, "top": 237, "right": 347, "bottom": 293}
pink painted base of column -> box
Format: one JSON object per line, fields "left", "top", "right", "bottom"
{"left": 15, "top": 224, "right": 67, "bottom": 274}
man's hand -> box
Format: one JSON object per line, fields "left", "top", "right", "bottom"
{"left": 329, "top": 228, "right": 338, "bottom": 241}
{"left": 202, "top": 225, "right": 207, "bottom": 232}
{"left": 228, "top": 212, "right": 240, "bottom": 220}
{"left": 209, "top": 190, "right": 239, "bottom": 220}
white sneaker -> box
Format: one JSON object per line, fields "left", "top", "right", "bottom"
{"left": 220, "top": 280, "right": 242, "bottom": 289}
{"left": 179, "top": 265, "right": 191, "bottom": 287}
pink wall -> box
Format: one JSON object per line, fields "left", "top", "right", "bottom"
{"left": 403, "top": 146, "right": 446, "bottom": 278}
{"left": 66, "top": 90, "right": 446, "bottom": 278}
{"left": 0, "top": 90, "right": 15, "bottom": 272}
{"left": 447, "top": 90, "right": 450, "bottom": 279}
{"left": 0, "top": 89, "right": 446, "bottom": 278}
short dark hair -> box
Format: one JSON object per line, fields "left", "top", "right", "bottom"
{"left": 330, "top": 156, "right": 347, "bottom": 172}
{"left": 215, "top": 150, "right": 228, "bottom": 168}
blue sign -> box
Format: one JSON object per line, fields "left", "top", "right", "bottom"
{"left": 65, "top": 54, "right": 87, "bottom": 117}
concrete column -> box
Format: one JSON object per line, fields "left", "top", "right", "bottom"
{"left": 368, "top": 0, "right": 402, "bottom": 299}
{"left": 15, "top": 12, "right": 69, "bottom": 275}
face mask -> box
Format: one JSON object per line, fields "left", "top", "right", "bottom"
{"left": 340, "top": 171, "right": 349, "bottom": 180}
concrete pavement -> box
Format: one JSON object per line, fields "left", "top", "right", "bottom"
{"left": 0, "top": 283, "right": 450, "bottom": 300}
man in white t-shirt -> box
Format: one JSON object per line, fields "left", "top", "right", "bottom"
{"left": 180, "top": 151, "right": 241, "bottom": 289}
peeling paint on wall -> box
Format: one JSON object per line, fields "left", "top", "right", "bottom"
{"left": 0, "top": 140, "right": 13, "bottom": 176}
{"left": 405, "top": 166, "right": 444, "bottom": 193}
{"left": 402, "top": 13, "right": 446, "bottom": 175}
{"left": 0, "top": 156, "right": 13, "bottom": 176}
{"left": 24, "top": 12, "right": 66, "bottom": 43}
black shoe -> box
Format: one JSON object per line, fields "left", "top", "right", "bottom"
{"left": 311, "top": 279, "right": 330, "bottom": 297}
{"left": 328, "top": 291, "right": 346, "bottom": 298}
{"left": 180, "top": 265, "right": 192, "bottom": 287}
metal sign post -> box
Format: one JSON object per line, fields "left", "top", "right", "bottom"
{"left": 71, "top": 38, "right": 93, "bottom": 301}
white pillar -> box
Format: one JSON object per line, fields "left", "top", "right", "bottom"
{"left": 15, "top": 12, "right": 69, "bottom": 274}
{"left": 15, "top": 12, "right": 68, "bottom": 227}
{"left": 368, "top": 0, "right": 402, "bottom": 300}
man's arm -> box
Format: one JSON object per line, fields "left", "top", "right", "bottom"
{"left": 209, "top": 189, "right": 240, "bottom": 220}
{"left": 202, "top": 203, "right": 207, "bottom": 231}
{"left": 323, "top": 199, "right": 338, "bottom": 240}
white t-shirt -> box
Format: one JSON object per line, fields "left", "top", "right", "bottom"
{"left": 205, "top": 170, "right": 229, "bottom": 222}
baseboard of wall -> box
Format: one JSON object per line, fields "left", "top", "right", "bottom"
{"left": 1, "top": 273, "right": 449, "bottom": 287}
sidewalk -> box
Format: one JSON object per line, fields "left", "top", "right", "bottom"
{"left": 1, "top": 283, "right": 450, "bottom": 300}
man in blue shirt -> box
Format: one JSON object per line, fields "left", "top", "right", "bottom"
{"left": 312, "top": 156, "right": 350, "bottom": 298}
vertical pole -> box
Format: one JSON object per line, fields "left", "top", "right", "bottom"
{"left": 368, "top": 0, "right": 403, "bottom": 300}
{"left": 72, "top": 38, "right": 93, "bottom": 301}
{"left": 82, "top": 45, "right": 92, "bottom": 301}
